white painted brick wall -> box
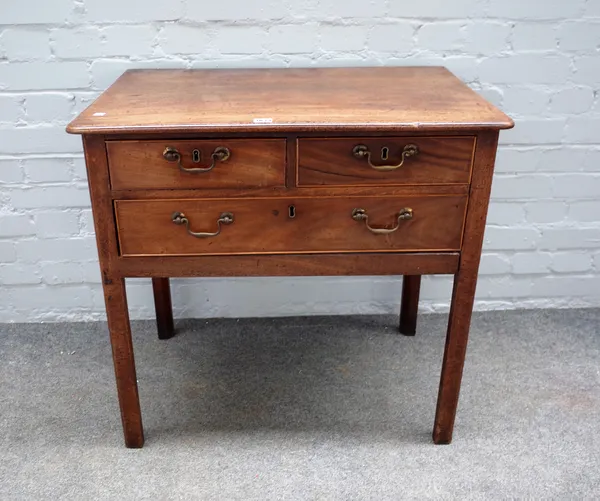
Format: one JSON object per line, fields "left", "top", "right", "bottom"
{"left": 0, "top": 0, "right": 599, "bottom": 322}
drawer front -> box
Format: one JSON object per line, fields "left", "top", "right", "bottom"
{"left": 297, "top": 136, "right": 475, "bottom": 186}
{"left": 116, "top": 196, "right": 467, "bottom": 256}
{"left": 107, "top": 139, "right": 286, "bottom": 190}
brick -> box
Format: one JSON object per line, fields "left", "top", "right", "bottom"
{"left": 502, "top": 87, "right": 550, "bottom": 116}
{"left": 23, "top": 158, "right": 72, "bottom": 183}
{"left": 552, "top": 174, "right": 600, "bottom": 198}
{"left": 85, "top": 0, "right": 183, "bottom": 22}
{"left": 525, "top": 202, "right": 568, "bottom": 224}
{"left": 475, "top": 86, "right": 503, "bottom": 108}
{"left": 320, "top": 26, "right": 367, "bottom": 52}
{"left": 10, "top": 285, "right": 93, "bottom": 309}
{"left": 495, "top": 148, "right": 540, "bottom": 173}
{"left": 72, "top": 92, "right": 101, "bottom": 117}
{"left": 0, "top": 126, "right": 81, "bottom": 154}
{"left": 417, "top": 22, "right": 465, "bottom": 51}
{"left": 582, "top": 148, "right": 600, "bottom": 170}
{"left": 90, "top": 59, "right": 132, "bottom": 90}
{"left": 319, "top": 0, "right": 386, "bottom": 17}
{"left": 550, "top": 252, "right": 592, "bottom": 273}
{"left": 558, "top": 21, "right": 600, "bottom": 51}
{"left": 80, "top": 209, "right": 95, "bottom": 235}
{"left": 186, "top": 0, "right": 287, "bottom": 21}
{"left": 478, "top": 55, "right": 571, "bottom": 84}
{"left": 190, "top": 56, "right": 282, "bottom": 70}
{"left": 531, "top": 276, "right": 600, "bottom": 297}
{"left": 0, "top": 95, "right": 23, "bottom": 123}
{"left": 499, "top": 118, "right": 565, "bottom": 145}
{"left": 564, "top": 118, "right": 600, "bottom": 144}
{"left": 158, "top": 25, "right": 208, "bottom": 55}
{"left": 81, "top": 261, "right": 102, "bottom": 283}
{"left": 34, "top": 211, "right": 80, "bottom": 238}
{"left": 0, "top": 28, "right": 51, "bottom": 60}
{"left": 594, "top": 252, "right": 600, "bottom": 270}
{"left": 573, "top": 57, "right": 599, "bottom": 85}
{"left": 476, "top": 276, "right": 534, "bottom": 298}
{"left": 388, "top": 0, "right": 484, "bottom": 18}
{"left": 538, "top": 148, "right": 587, "bottom": 172}
{"left": 0, "top": 62, "right": 90, "bottom": 91}
{"left": 2, "top": 0, "right": 74, "bottom": 24}
{"left": 491, "top": 174, "right": 553, "bottom": 199}
{"left": 539, "top": 228, "right": 600, "bottom": 250}
{"left": 512, "top": 252, "right": 551, "bottom": 274}
{"left": 479, "top": 253, "right": 511, "bottom": 275}
{"left": 52, "top": 27, "right": 103, "bottom": 59}
{"left": 0, "top": 160, "right": 23, "bottom": 183}
{"left": 71, "top": 157, "right": 88, "bottom": 180}
{"left": 15, "top": 238, "right": 97, "bottom": 263}
{"left": 484, "top": 227, "right": 540, "bottom": 250}
{"left": 269, "top": 25, "right": 319, "bottom": 54}
{"left": 0, "top": 242, "right": 17, "bottom": 263}
{"left": 42, "top": 262, "right": 84, "bottom": 284}
{"left": 10, "top": 186, "right": 90, "bottom": 209}
{"left": 215, "top": 27, "right": 267, "bottom": 55}
{"left": 25, "top": 93, "right": 75, "bottom": 123}
{"left": 438, "top": 56, "right": 479, "bottom": 83}
{"left": 0, "top": 264, "right": 42, "bottom": 285}
{"left": 586, "top": 2, "right": 600, "bottom": 15}
{"left": 463, "top": 23, "right": 510, "bottom": 54}
{"left": 569, "top": 201, "right": 600, "bottom": 223}
{"left": 549, "top": 87, "right": 594, "bottom": 114}
{"left": 103, "top": 26, "right": 157, "bottom": 57}
{"left": 368, "top": 23, "right": 414, "bottom": 53}
{"left": 487, "top": 0, "right": 586, "bottom": 19}
{"left": 486, "top": 202, "right": 526, "bottom": 225}
{"left": 511, "top": 23, "right": 557, "bottom": 51}
{"left": 0, "top": 214, "right": 35, "bottom": 237}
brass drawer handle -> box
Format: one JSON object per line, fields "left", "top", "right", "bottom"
{"left": 163, "top": 146, "right": 231, "bottom": 173}
{"left": 351, "top": 208, "right": 413, "bottom": 234}
{"left": 352, "top": 144, "right": 419, "bottom": 171}
{"left": 171, "top": 211, "right": 234, "bottom": 238}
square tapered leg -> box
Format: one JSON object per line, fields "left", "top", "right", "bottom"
{"left": 399, "top": 275, "right": 421, "bottom": 336}
{"left": 152, "top": 278, "right": 175, "bottom": 340}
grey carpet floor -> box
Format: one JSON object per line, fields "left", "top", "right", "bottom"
{"left": 1, "top": 309, "right": 599, "bottom": 500}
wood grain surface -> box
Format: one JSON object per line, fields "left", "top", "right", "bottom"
{"left": 66, "top": 67, "right": 514, "bottom": 134}
{"left": 107, "top": 138, "right": 286, "bottom": 190}
{"left": 433, "top": 131, "right": 500, "bottom": 444}
{"left": 115, "top": 195, "right": 467, "bottom": 256}
{"left": 116, "top": 252, "right": 460, "bottom": 278}
{"left": 297, "top": 136, "right": 475, "bottom": 186}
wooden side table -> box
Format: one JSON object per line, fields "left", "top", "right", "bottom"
{"left": 67, "top": 67, "right": 513, "bottom": 448}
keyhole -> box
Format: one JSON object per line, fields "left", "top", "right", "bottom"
{"left": 381, "top": 147, "right": 389, "bottom": 161}
{"left": 288, "top": 205, "right": 296, "bottom": 219}
{"left": 192, "top": 149, "right": 201, "bottom": 163}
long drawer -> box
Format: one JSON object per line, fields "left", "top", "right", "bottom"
{"left": 297, "top": 136, "right": 475, "bottom": 186}
{"left": 115, "top": 195, "right": 467, "bottom": 256}
{"left": 107, "top": 139, "right": 286, "bottom": 190}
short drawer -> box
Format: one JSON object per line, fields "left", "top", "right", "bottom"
{"left": 107, "top": 139, "right": 286, "bottom": 190}
{"left": 115, "top": 195, "right": 467, "bottom": 256}
{"left": 297, "top": 136, "right": 475, "bottom": 186}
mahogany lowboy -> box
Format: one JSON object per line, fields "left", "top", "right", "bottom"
{"left": 67, "top": 67, "right": 513, "bottom": 448}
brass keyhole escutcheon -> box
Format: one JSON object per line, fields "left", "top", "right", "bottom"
{"left": 192, "top": 149, "right": 201, "bottom": 163}
{"left": 288, "top": 205, "right": 296, "bottom": 219}
{"left": 381, "top": 147, "right": 389, "bottom": 161}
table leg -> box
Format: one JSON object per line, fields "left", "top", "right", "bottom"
{"left": 103, "top": 277, "right": 144, "bottom": 448}
{"left": 152, "top": 278, "right": 175, "bottom": 340}
{"left": 432, "top": 266, "right": 478, "bottom": 444}
{"left": 399, "top": 275, "right": 421, "bottom": 336}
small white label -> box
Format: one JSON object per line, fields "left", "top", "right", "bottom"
{"left": 92, "top": 112, "right": 106, "bottom": 117}
{"left": 253, "top": 117, "right": 273, "bottom": 124}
